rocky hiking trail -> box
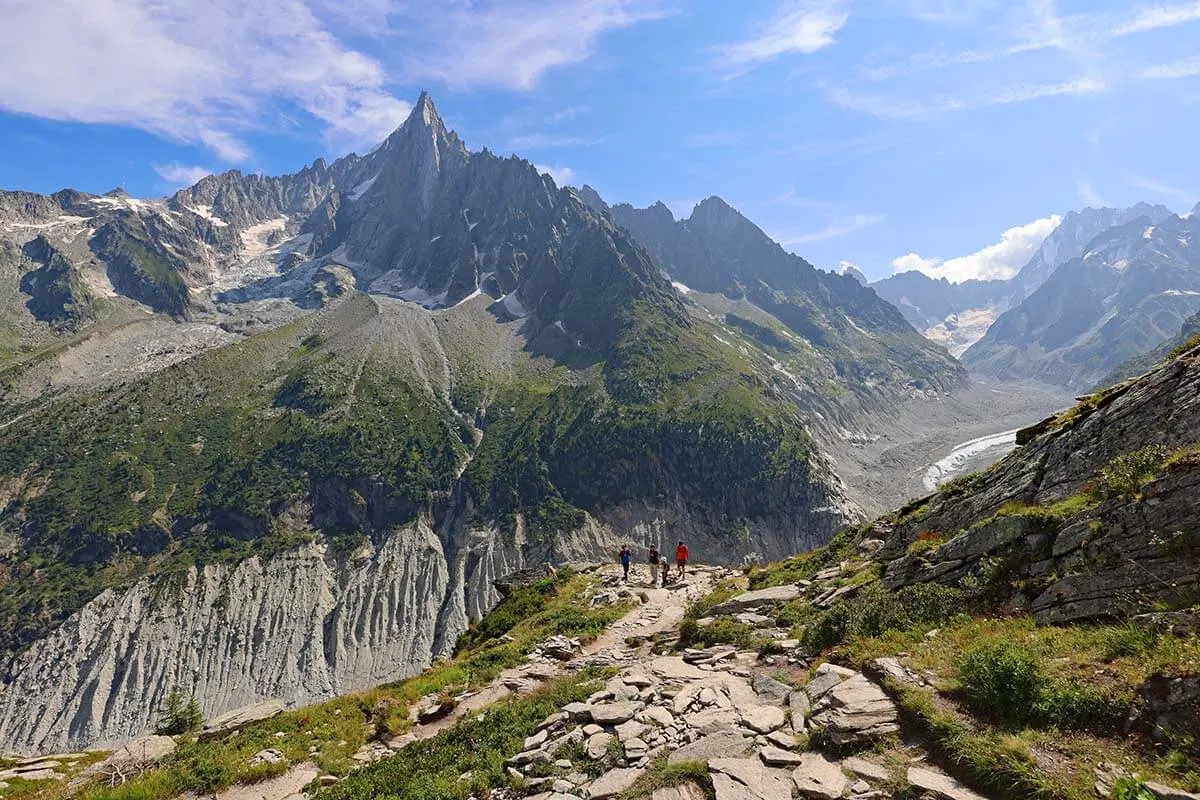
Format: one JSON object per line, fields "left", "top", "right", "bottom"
{"left": 9, "top": 558, "right": 1197, "bottom": 800}
{"left": 219, "top": 562, "right": 989, "bottom": 800}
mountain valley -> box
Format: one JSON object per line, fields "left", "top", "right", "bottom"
{"left": 0, "top": 94, "right": 990, "bottom": 754}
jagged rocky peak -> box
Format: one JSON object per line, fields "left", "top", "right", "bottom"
{"left": 374, "top": 91, "right": 468, "bottom": 191}
{"left": 576, "top": 184, "right": 609, "bottom": 215}
{"left": 687, "top": 194, "right": 744, "bottom": 229}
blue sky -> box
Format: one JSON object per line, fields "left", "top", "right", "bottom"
{"left": 2, "top": 1, "right": 1200, "bottom": 282}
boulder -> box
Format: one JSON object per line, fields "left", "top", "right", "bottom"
{"left": 1144, "top": 782, "right": 1200, "bottom": 800}
{"left": 710, "top": 758, "right": 792, "bottom": 800}
{"left": 907, "top": 767, "right": 988, "bottom": 800}
{"left": 615, "top": 720, "right": 647, "bottom": 743}
{"left": 100, "top": 735, "right": 177, "bottom": 769}
{"left": 202, "top": 700, "right": 285, "bottom": 735}
{"left": 684, "top": 708, "right": 740, "bottom": 734}
{"left": 653, "top": 784, "right": 709, "bottom": 800}
{"left": 648, "top": 657, "right": 710, "bottom": 681}
{"left": 585, "top": 767, "right": 644, "bottom": 799}
{"left": 586, "top": 732, "right": 615, "bottom": 760}
{"left": 740, "top": 706, "right": 786, "bottom": 734}
{"left": 591, "top": 701, "right": 645, "bottom": 726}
{"left": 640, "top": 706, "right": 675, "bottom": 727}
{"left": 751, "top": 674, "right": 793, "bottom": 705}
{"left": 708, "top": 586, "right": 802, "bottom": 616}
{"left": 841, "top": 756, "right": 890, "bottom": 783}
{"left": 667, "top": 731, "right": 751, "bottom": 764}
{"left": 765, "top": 730, "right": 797, "bottom": 750}
{"left": 792, "top": 753, "right": 848, "bottom": 800}
{"left": 564, "top": 702, "right": 594, "bottom": 722}
{"left": 809, "top": 674, "right": 899, "bottom": 745}
{"left": 525, "top": 729, "right": 550, "bottom": 750}
{"left": 713, "top": 773, "right": 759, "bottom": 800}
{"left": 758, "top": 746, "right": 803, "bottom": 767}
{"left": 804, "top": 664, "right": 856, "bottom": 702}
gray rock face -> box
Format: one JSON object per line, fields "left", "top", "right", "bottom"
{"left": 0, "top": 521, "right": 519, "bottom": 754}
{"left": 880, "top": 343, "right": 1200, "bottom": 623}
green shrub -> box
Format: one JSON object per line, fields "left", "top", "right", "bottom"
{"left": 1092, "top": 445, "right": 1170, "bottom": 500}
{"left": 906, "top": 531, "right": 945, "bottom": 557}
{"left": 803, "top": 583, "right": 965, "bottom": 652}
{"left": 957, "top": 641, "right": 1131, "bottom": 730}
{"left": 679, "top": 618, "right": 762, "bottom": 650}
{"left": 1113, "top": 776, "right": 1157, "bottom": 800}
{"left": 155, "top": 687, "right": 204, "bottom": 735}
{"left": 956, "top": 642, "right": 1043, "bottom": 723}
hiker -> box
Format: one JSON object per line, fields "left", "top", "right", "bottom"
{"left": 648, "top": 545, "right": 660, "bottom": 585}
{"left": 619, "top": 544, "right": 632, "bottom": 582}
{"left": 675, "top": 541, "right": 689, "bottom": 578}
{"left": 660, "top": 555, "right": 670, "bottom": 586}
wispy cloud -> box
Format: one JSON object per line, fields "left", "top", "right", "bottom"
{"left": 717, "top": 1, "right": 848, "bottom": 76}
{"left": 1141, "top": 55, "right": 1200, "bottom": 80}
{"left": 0, "top": 0, "right": 668, "bottom": 162}
{"left": 835, "top": 1, "right": 1200, "bottom": 119}
{"left": 535, "top": 164, "right": 577, "bottom": 185}
{"left": 989, "top": 77, "right": 1107, "bottom": 105}
{"left": 1128, "top": 174, "right": 1197, "bottom": 207}
{"left": 1111, "top": 1, "right": 1200, "bottom": 37}
{"left": 891, "top": 215, "right": 1062, "bottom": 283}
{"left": 153, "top": 163, "right": 214, "bottom": 188}
{"left": 0, "top": 0, "right": 411, "bottom": 162}
{"left": 1078, "top": 177, "right": 1109, "bottom": 208}
{"left": 396, "top": 1, "right": 670, "bottom": 90}
{"left": 780, "top": 213, "right": 885, "bottom": 245}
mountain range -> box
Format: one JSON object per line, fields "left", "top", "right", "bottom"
{"left": 963, "top": 207, "right": 1200, "bottom": 389}
{"left": 0, "top": 94, "right": 964, "bottom": 752}
{"left": 870, "top": 202, "right": 1200, "bottom": 387}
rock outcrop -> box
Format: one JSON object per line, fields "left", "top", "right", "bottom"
{"left": 878, "top": 341, "right": 1200, "bottom": 622}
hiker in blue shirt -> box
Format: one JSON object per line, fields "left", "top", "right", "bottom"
{"left": 619, "top": 545, "right": 632, "bottom": 582}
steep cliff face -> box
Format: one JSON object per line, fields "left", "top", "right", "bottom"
{"left": 876, "top": 340, "right": 1200, "bottom": 623}
{"left": 0, "top": 520, "right": 481, "bottom": 754}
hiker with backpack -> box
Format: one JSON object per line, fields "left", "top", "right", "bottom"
{"left": 619, "top": 544, "right": 632, "bottom": 582}
{"left": 648, "top": 545, "right": 660, "bottom": 585}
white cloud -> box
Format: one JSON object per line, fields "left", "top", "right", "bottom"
{"left": 1128, "top": 175, "right": 1197, "bottom": 207}
{"left": 1078, "top": 177, "right": 1109, "bottom": 207}
{"left": 890, "top": 215, "right": 1062, "bottom": 283}
{"left": 1112, "top": 1, "right": 1200, "bottom": 37}
{"left": 535, "top": 164, "right": 577, "bottom": 185}
{"left": 153, "top": 163, "right": 214, "bottom": 188}
{"left": 0, "top": 0, "right": 410, "bottom": 162}
{"left": 718, "top": 1, "right": 848, "bottom": 75}
{"left": 780, "top": 213, "right": 885, "bottom": 245}
{"left": 988, "top": 77, "right": 1107, "bottom": 105}
{"left": 1141, "top": 56, "right": 1200, "bottom": 80}
{"left": 396, "top": 1, "right": 670, "bottom": 90}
